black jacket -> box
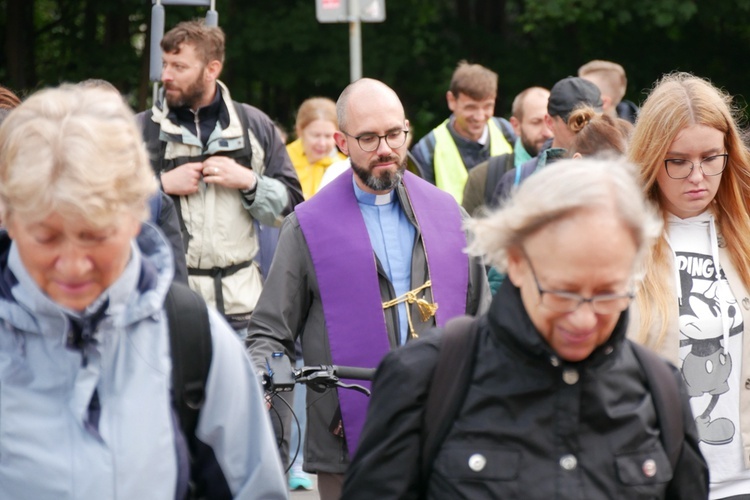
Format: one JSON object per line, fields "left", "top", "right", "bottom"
{"left": 491, "top": 138, "right": 565, "bottom": 208}
{"left": 343, "top": 280, "right": 708, "bottom": 499}
{"left": 153, "top": 191, "right": 188, "bottom": 285}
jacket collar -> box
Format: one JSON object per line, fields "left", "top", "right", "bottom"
{"left": 168, "top": 83, "right": 229, "bottom": 131}
{"left": 487, "top": 279, "right": 629, "bottom": 367}
{"left": 152, "top": 80, "right": 237, "bottom": 139}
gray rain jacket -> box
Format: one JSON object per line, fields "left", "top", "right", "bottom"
{"left": 0, "top": 224, "right": 286, "bottom": 499}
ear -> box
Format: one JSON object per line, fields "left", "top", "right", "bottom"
{"left": 205, "top": 60, "right": 222, "bottom": 81}
{"left": 446, "top": 91, "right": 457, "bottom": 112}
{"left": 572, "top": 152, "right": 583, "bottom": 160}
{"left": 334, "top": 131, "right": 349, "bottom": 155}
{"left": 506, "top": 247, "right": 526, "bottom": 287}
{"left": 543, "top": 113, "right": 554, "bottom": 131}
{"left": 509, "top": 116, "right": 521, "bottom": 136}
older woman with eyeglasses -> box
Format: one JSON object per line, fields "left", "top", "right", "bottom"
{"left": 628, "top": 72, "right": 750, "bottom": 499}
{"left": 342, "top": 158, "right": 708, "bottom": 499}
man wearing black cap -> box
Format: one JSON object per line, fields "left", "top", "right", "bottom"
{"left": 490, "top": 76, "right": 602, "bottom": 206}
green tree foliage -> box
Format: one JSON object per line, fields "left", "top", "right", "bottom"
{"left": 2, "top": 0, "right": 750, "bottom": 137}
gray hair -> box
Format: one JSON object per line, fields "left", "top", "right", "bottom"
{"left": 0, "top": 84, "right": 157, "bottom": 227}
{"left": 466, "top": 158, "right": 662, "bottom": 279}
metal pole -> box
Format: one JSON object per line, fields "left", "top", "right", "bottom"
{"left": 348, "top": 0, "right": 362, "bottom": 82}
{"left": 151, "top": 0, "right": 164, "bottom": 106}
{"left": 206, "top": 0, "right": 218, "bottom": 26}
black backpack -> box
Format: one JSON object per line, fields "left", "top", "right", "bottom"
{"left": 484, "top": 153, "right": 515, "bottom": 206}
{"left": 164, "top": 282, "right": 212, "bottom": 459}
{"left": 420, "top": 316, "right": 684, "bottom": 485}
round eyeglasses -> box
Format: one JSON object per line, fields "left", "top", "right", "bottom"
{"left": 664, "top": 153, "right": 728, "bottom": 179}
{"left": 341, "top": 129, "right": 409, "bottom": 152}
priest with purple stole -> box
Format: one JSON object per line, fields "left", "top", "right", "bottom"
{"left": 246, "top": 78, "right": 490, "bottom": 500}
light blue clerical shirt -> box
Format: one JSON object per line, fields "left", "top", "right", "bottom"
{"left": 353, "top": 177, "right": 416, "bottom": 345}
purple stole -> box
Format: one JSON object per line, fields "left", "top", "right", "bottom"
{"left": 295, "top": 170, "right": 469, "bottom": 454}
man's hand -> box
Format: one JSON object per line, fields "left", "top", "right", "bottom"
{"left": 160, "top": 162, "right": 204, "bottom": 196}
{"left": 203, "top": 156, "right": 257, "bottom": 191}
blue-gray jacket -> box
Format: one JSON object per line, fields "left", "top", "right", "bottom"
{"left": 0, "top": 223, "right": 286, "bottom": 499}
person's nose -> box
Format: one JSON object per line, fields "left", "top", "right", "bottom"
{"left": 567, "top": 301, "right": 598, "bottom": 330}
{"left": 686, "top": 162, "right": 706, "bottom": 183}
{"left": 161, "top": 66, "right": 173, "bottom": 83}
{"left": 375, "top": 136, "right": 394, "bottom": 156}
{"left": 56, "top": 242, "right": 93, "bottom": 277}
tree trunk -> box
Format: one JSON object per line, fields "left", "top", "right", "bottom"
{"left": 5, "top": 0, "right": 36, "bottom": 90}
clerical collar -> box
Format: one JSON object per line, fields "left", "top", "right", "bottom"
{"left": 352, "top": 176, "right": 395, "bottom": 206}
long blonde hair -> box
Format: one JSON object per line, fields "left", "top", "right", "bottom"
{"left": 628, "top": 72, "right": 750, "bottom": 350}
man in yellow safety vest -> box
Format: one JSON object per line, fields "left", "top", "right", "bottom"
{"left": 411, "top": 60, "right": 515, "bottom": 203}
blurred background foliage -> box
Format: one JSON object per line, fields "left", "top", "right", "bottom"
{"left": 2, "top": 0, "right": 750, "bottom": 140}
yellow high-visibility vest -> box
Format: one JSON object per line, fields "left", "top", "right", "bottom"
{"left": 433, "top": 119, "right": 512, "bottom": 203}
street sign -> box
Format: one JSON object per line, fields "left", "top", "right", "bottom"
{"left": 360, "top": 0, "right": 385, "bottom": 22}
{"left": 316, "top": 0, "right": 385, "bottom": 23}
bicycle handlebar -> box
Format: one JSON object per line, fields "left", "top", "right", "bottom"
{"left": 330, "top": 365, "right": 377, "bottom": 381}
{"left": 263, "top": 353, "right": 375, "bottom": 396}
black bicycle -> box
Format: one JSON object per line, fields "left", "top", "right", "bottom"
{"left": 262, "top": 352, "right": 376, "bottom": 472}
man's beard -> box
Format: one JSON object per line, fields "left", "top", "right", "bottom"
{"left": 521, "top": 134, "right": 542, "bottom": 157}
{"left": 351, "top": 154, "right": 406, "bottom": 192}
{"left": 164, "top": 77, "right": 206, "bottom": 109}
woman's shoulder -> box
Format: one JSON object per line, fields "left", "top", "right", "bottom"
{"left": 383, "top": 331, "right": 442, "bottom": 371}
{"left": 372, "top": 331, "right": 446, "bottom": 395}
{"left": 285, "top": 138, "right": 305, "bottom": 166}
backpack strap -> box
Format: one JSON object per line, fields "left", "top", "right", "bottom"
{"left": 496, "top": 118, "right": 516, "bottom": 146}
{"left": 137, "top": 109, "right": 167, "bottom": 176}
{"left": 630, "top": 341, "right": 683, "bottom": 471}
{"left": 420, "top": 315, "right": 481, "bottom": 483}
{"left": 231, "top": 101, "right": 254, "bottom": 170}
{"left": 165, "top": 281, "right": 213, "bottom": 455}
{"left": 484, "top": 153, "right": 514, "bottom": 205}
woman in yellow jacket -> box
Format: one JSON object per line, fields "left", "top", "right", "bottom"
{"left": 286, "top": 100, "right": 347, "bottom": 492}
{"left": 287, "top": 97, "right": 347, "bottom": 199}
